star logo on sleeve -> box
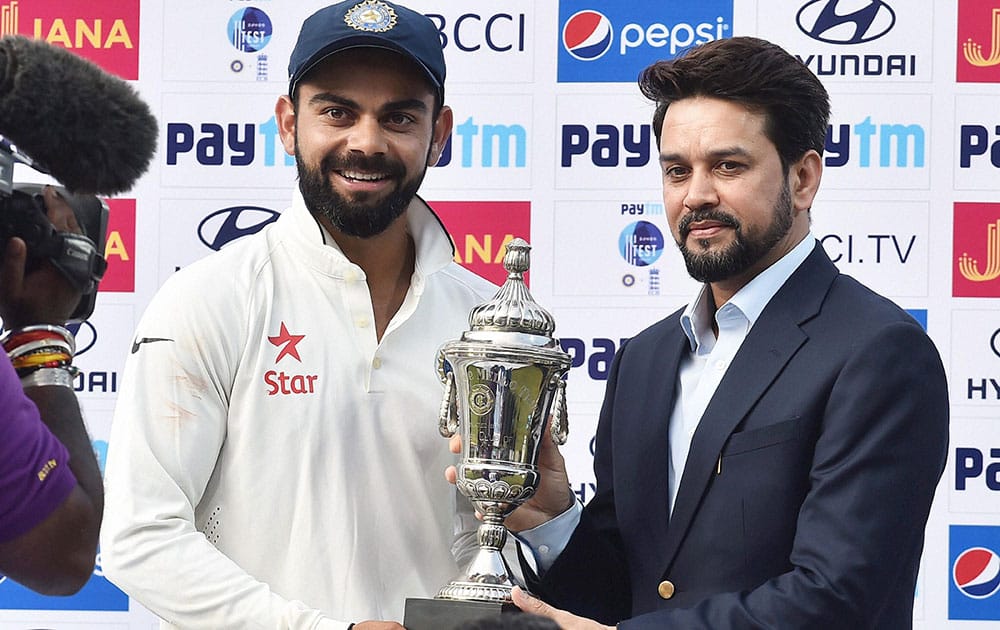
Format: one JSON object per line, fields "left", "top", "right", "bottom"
{"left": 268, "top": 322, "right": 305, "bottom": 363}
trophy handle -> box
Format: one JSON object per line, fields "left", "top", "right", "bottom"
{"left": 439, "top": 368, "right": 460, "bottom": 438}
{"left": 549, "top": 378, "right": 569, "bottom": 445}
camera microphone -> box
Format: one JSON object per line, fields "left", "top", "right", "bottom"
{"left": 0, "top": 34, "right": 157, "bottom": 195}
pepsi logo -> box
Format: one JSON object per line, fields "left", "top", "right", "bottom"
{"left": 954, "top": 547, "right": 1000, "bottom": 599}
{"left": 198, "top": 206, "right": 280, "bottom": 251}
{"left": 562, "top": 10, "right": 613, "bottom": 61}
{"left": 796, "top": 0, "right": 895, "bottom": 45}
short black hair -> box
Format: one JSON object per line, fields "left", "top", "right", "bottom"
{"left": 639, "top": 36, "right": 830, "bottom": 171}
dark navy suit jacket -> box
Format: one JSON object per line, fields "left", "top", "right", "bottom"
{"left": 530, "top": 243, "right": 949, "bottom": 629}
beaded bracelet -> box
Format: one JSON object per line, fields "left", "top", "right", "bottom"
{"left": 2, "top": 324, "right": 76, "bottom": 356}
{"left": 3, "top": 325, "right": 77, "bottom": 389}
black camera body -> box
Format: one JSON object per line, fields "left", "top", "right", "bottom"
{"left": 0, "top": 144, "right": 109, "bottom": 322}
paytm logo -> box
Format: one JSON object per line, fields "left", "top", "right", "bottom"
{"left": 166, "top": 117, "right": 293, "bottom": 167}
{"left": 558, "top": 0, "right": 732, "bottom": 82}
{"left": 435, "top": 117, "right": 527, "bottom": 168}
{"left": 824, "top": 118, "right": 925, "bottom": 168}
{"left": 951, "top": 526, "right": 1000, "bottom": 619}
{"left": 960, "top": 124, "right": 1000, "bottom": 168}
{"left": 956, "top": 448, "right": 1000, "bottom": 491}
{"left": 560, "top": 337, "right": 629, "bottom": 381}
{"left": 561, "top": 123, "right": 653, "bottom": 168}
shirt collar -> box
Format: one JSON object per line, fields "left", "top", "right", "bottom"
{"left": 680, "top": 234, "right": 816, "bottom": 352}
{"left": 290, "top": 189, "right": 456, "bottom": 279}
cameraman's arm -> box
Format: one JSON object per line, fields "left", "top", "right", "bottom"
{"left": 0, "top": 186, "right": 103, "bottom": 594}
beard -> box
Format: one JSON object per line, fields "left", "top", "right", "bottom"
{"left": 677, "top": 181, "right": 794, "bottom": 283}
{"left": 295, "top": 143, "right": 427, "bottom": 239}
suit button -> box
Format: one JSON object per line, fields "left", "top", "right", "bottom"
{"left": 657, "top": 580, "right": 675, "bottom": 600}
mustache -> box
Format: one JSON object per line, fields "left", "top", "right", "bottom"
{"left": 678, "top": 209, "right": 740, "bottom": 239}
{"left": 320, "top": 152, "right": 406, "bottom": 179}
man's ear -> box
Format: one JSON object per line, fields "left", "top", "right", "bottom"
{"left": 428, "top": 105, "right": 453, "bottom": 166}
{"left": 790, "top": 150, "right": 823, "bottom": 213}
{"left": 275, "top": 95, "right": 297, "bottom": 157}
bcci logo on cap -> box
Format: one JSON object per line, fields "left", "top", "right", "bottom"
{"left": 345, "top": 0, "right": 397, "bottom": 33}
{"left": 950, "top": 525, "right": 1000, "bottom": 620}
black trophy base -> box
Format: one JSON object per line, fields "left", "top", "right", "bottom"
{"left": 404, "top": 597, "right": 518, "bottom": 630}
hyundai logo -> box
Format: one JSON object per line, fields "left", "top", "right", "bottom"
{"left": 796, "top": 0, "right": 895, "bottom": 45}
{"left": 197, "top": 206, "right": 280, "bottom": 251}
{"left": 992, "top": 328, "right": 1000, "bottom": 359}
{"left": 67, "top": 321, "right": 97, "bottom": 356}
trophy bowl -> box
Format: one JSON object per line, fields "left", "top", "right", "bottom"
{"left": 435, "top": 238, "right": 570, "bottom": 604}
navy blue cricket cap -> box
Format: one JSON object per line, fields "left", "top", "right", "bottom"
{"left": 288, "top": 0, "right": 445, "bottom": 101}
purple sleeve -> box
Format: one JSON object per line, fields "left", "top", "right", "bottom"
{"left": 0, "top": 355, "right": 78, "bottom": 543}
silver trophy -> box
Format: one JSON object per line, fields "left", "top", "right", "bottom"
{"left": 435, "top": 238, "right": 571, "bottom": 603}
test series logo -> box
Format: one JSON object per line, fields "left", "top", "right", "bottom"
{"left": 0, "top": 0, "right": 140, "bottom": 80}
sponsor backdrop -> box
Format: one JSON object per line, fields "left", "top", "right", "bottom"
{"left": 0, "top": 0, "right": 997, "bottom": 626}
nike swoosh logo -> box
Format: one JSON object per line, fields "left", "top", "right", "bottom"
{"left": 131, "top": 337, "right": 174, "bottom": 354}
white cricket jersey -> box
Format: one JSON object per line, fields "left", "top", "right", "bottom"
{"left": 101, "top": 191, "right": 497, "bottom": 629}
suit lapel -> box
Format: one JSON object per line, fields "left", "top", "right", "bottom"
{"left": 659, "top": 243, "right": 838, "bottom": 572}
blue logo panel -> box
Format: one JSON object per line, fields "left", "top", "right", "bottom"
{"left": 558, "top": 0, "right": 733, "bottom": 83}
{"left": 950, "top": 525, "right": 1000, "bottom": 620}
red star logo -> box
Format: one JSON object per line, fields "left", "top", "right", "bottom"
{"left": 268, "top": 322, "right": 305, "bottom": 363}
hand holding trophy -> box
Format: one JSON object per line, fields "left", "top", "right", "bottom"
{"left": 405, "top": 238, "right": 571, "bottom": 629}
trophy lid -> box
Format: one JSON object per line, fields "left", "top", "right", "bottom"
{"left": 467, "top": 238, "right": 556, "bottom": 339}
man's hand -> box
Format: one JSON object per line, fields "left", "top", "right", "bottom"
{"left": 444, "top": 417, "right": 576, "bottom": 532}
{"left": 352, "top": 621, "right": 404, "bottom": 629}
{"left": 0, "top": 186, "right": 83, "bottom": 328}
{"left": 512, "top": 586, "right": 614, "bottom": 630}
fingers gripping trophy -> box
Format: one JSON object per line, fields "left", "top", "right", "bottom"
{"left": 436, "top": 238, "right": 571, "bottom": 603}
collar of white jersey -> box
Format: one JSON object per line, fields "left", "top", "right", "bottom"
{"left": 284, "top": 188, "right": 457, "bottom": 276}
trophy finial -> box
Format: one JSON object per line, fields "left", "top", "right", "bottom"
{"left": 468, "top": 238, "right": 556, "bottom": 338}
{"left": 503, "top": 237, "right": 530, "bottom": 277}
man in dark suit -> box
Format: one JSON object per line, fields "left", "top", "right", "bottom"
{"left": 499, "top": 37, "right": 949, "bottom": 628}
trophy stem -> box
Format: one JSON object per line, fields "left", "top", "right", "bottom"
{"left": 436, "top": 514, "right": 518, "bottom": 603}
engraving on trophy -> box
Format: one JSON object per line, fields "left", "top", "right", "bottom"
{"left": 469, "top": 383, "right": 495, "bottom": 416}
{"left": 434, "top": 238, "right": 571, "bottom": 604}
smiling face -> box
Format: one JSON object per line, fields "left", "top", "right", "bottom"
{"left": 658, "top": 96, "right": 820, "bottom": 300}
{"left": 275, "top": 47, "right": 451, "bottom": 239}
